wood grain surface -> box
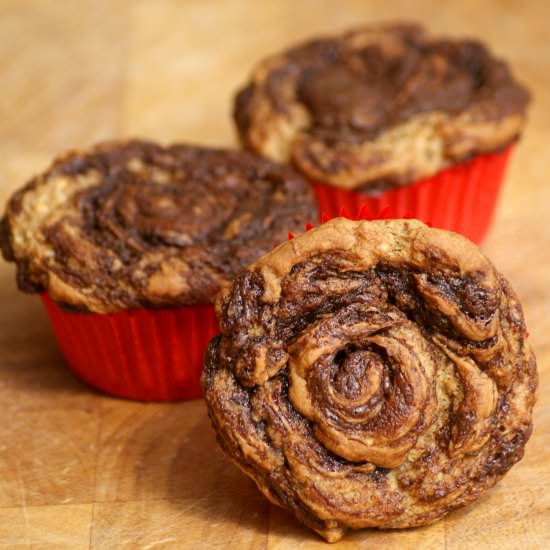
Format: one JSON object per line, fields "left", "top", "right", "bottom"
{"left": 0, "top": 1, "right": 549, "bottom": 548}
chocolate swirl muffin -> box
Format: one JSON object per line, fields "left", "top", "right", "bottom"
{"left": 202, "top": 218, "right": 537, "bottom": 542}
{"left": 0, "top": 140, "right": 317, "bottom": 313}
{"left": 234, "top": 23, "right": 530, "bottom": 189}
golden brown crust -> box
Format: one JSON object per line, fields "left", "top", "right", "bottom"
{"left": 0, "top": 140, "right": 317, "bottom": 313}
{"left": 234, "top": 23, "right": 530, "bottom": 189}
{"left": 202, "top": 218, "right": 537, "bottom": 542}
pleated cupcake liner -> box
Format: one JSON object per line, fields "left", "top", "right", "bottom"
{"left": 287, "top": 206, "right": 420, "bottom": 242}
{"left": 310, "top": 145, "right": 513, "bottom": 244}
{"left": 40, "top": 294, "right": 219, "bottom": 402}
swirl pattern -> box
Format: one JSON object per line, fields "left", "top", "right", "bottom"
{"left": 0, "top": 140, "right": 317, "bottom": 312}
{"left": 234, "top": 23, "right": 530, "bottom": 189}
{"left": 203, "top": 218, "right": 537, "bottom": 542}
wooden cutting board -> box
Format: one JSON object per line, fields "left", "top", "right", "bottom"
{"left": 0, "top": 1, "right": 548, "bottom": 548}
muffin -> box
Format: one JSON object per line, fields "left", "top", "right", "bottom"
{"left": 0, "top": 139, "right": 317, "bottom": 401}
{"left": 233, "top": 23, "right": 530, "bottom": 243}
{"left": 202, "top": 218, "right": 537, "bottom": 542}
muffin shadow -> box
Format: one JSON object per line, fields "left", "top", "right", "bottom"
{"left": 166, "top": 411, "right": 269, "bottom": 533}
{"left": 103, "top": 400, "right": 270, "bottom": 538}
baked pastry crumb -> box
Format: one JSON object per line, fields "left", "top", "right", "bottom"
{"left": 203, "top": 218, "right": 537, "bottom": 542}
{"left": 0, "top": 140, "right": 317, "bottom": 313}
{"left": 234, "top": 23, "right": 530, "bottom": 189}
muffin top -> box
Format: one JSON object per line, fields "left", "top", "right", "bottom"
{"left": 234, "top": 23, "right": 530, "bottom": 190}
{"left": 203, "top": 218, "right": 536, "bottom": 542}
{"left": 0, "top": 140, "right": 317, "bottom": 313}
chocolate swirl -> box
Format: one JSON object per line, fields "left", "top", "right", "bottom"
{"left": 0, "top": 140, "right": 317, "bottom": 313}
{"left": 234, "top": 23, "right": 530, "bottom": 189}
{"left": 203, "top": 218, "right": 537, "bottom": 542}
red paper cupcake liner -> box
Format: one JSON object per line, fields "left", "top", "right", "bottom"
{"left": 287, "top": 208, "right": 419, "bottom": 243}
{"left": 40, "top": 294, "right": 219, "bottom": 401}
{"left": 310, "top": 146, "right": 513, "bottom": 244}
